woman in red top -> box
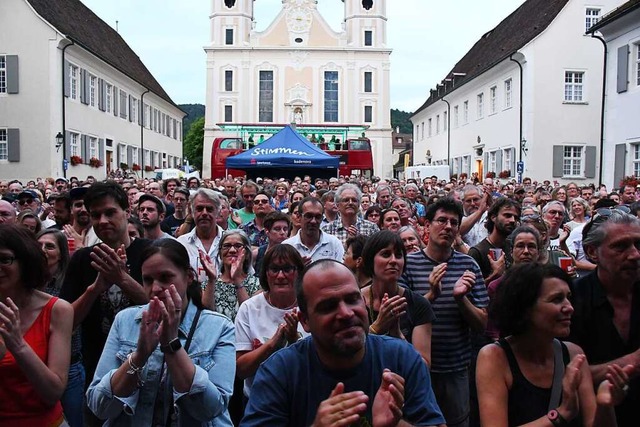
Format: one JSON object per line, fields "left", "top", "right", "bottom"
{"left": 0, "top": 224, "right": 73, "bottom": 427}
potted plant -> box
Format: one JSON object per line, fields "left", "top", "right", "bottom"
{"left": 120, "top": 162, "right": 129, "bottom": 171}
{"left": 132, "top": 163, "right": 141, "bottom": 171}
{"left": 498, "top": 170, "right": 511, "bottom": 179}
{"left": 70, "top": 155, "right": 82, "bottom": 166}
{"left": 89, "top": 157, "right": 103, "bottom": 168}
{"left": 485, "top": 171, "right": 496, "bottom": 179}
{"left": 144, "top": 165, "right": 154, "bottom": 172}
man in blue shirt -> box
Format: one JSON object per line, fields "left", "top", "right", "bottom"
{"left": 241, "top": 260, "right": 445, "bottom": 427}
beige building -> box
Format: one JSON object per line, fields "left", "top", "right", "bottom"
{"left": 0, "top": 0, "right": 184, "bottom": 182}
{"left": 203, "top": 0, "right": 393, "bottom": 178}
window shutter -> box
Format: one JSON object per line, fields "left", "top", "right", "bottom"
{"left": 617, "top": 45, "right": 629, "bottom": 94}
{"left": 113, "top": 86, "right": 119, "bottom": 116}
{"left": 127, "top": 146, "right": 133, "bottom": 166}
{"left": 65, "top": 131, "right": 71, "bottom": 158}
{"left": 98, "top": 79, "right": 105, "bottom": 111}
{"left": 7, "top": 129, "right": 20, "bottom": 162}
{"left": 138, "top": 100, "right": 142, "bottom": 125}
{"left": 613, "top": 143, "right": 627, "bottom": 188}
{"left": 98, "top": 138, "right": 105, "bottom": 161}
{"left": 484, "top": 152, "right": 489, "bottom": 174}
{"left": 81, "top": 135, "right": 89, "bottom": 163}
{"left": 116, "top": 145, "right": 121, "bottom": 164}
{"left": 81, "top": 69, "right": 90, "bottom": 105}
{"left": 585, "top": 146, "right": 597, "bottom": 179}
{"left": 6, "top": 55, "right": 19, "bottom": 94}
{"left": 552, "top": 146, "right": 563, "bottom": 177}
{"left": 64, "top": 60, "right": 70, "bottom": 97}
{"left": 128, "top": 95, "right": 133, "bottom": 122}
{"left": 495, "top": 150, "right": 503, "bottom": 172}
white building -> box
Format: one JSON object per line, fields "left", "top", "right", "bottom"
{"left": 203, "top": 0, "right": 393, "bottom": 179}
{"left": 0, "top": 0, "right": 185, "bottom": 182}
{"left": 410, "top": 0, "right": 621, "bottom": 185}
{"left": 588, "top": 0, "right": 640, "bottom": 189}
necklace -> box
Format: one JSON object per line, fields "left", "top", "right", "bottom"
{"left": 266, "top": 292, "right": 297, "bottom": 310}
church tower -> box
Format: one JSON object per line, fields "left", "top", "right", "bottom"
{"left": 344, "top": 0, "right": 388, "bottom": 47}
{"left": 209, "top": 0, "right": 253, "bottom": 47}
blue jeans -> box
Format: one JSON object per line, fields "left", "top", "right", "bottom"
{"left": 61, "top": 361, "right": 85, "bottom": 427}
{"left": 431, "top": 369, "right": 470, "bottom": 427}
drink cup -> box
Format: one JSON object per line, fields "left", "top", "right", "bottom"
{"left": 559, "top": 257, "right": 572, "bottom": 272}
{"left": 67, "top": 236, "right": 75, "bottom": 254}
{"left": 489, "top": 248, "right": 503, "bottom": 261}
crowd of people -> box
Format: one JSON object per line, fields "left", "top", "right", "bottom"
{"left": 0, "top": 172, "right": 638, "bottom": 427}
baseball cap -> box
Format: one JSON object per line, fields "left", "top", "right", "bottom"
{"left": 138, "top": 193, "right": 166, "bottom": 214}
{"left": 69, "top": 187, "right": 88, "bottom": 201}
{"left": 18, "top": 190, "right": 40, "bottom": 200}
{"left": 55, "top": 177, "right": 68, "bottom": 183}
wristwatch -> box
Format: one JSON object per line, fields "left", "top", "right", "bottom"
{"left": 547, "top": 409, "right": 569, "bottom": 427}
{"left": 160, "top": 338, "right": 182, "bottom": 354}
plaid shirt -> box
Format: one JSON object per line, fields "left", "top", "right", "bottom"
{"left": 321, "top": 217, "right": 379, "bottom": 247}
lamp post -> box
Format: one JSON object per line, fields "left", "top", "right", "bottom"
{"left": 55, "top": 132, "right": 64, "bottom": 152}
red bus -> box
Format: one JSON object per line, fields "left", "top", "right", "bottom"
{"left": 210, "top": 137, "right": 373, "bottom": 179}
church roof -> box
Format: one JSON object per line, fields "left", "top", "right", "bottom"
{"left": 412, "top": 0, "right": 569, "bottom": 117}
{"left": 26, "top": 0, "right": 181, "bottom": 110}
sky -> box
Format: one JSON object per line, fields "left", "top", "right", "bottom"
{"left": 81, "top": 0, "right": 527, "bottom": 112}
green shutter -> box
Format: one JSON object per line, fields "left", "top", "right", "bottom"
{"left": 552, "top": 146, "right": 563, "bottom": 177}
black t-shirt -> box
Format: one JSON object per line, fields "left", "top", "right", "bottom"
{"left": 468, "top": 238, "right": 494, "bottom": 279}
{"left": 161, "top": 214, "right": 185, "bottom": 237}
{"left": 59, "top": 238, "right": 152, "bottom": 385}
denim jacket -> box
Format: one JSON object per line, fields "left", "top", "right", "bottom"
{"left": 86, "top": 301, "right": 235, "bottom": 426}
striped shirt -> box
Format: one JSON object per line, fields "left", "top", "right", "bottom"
{"left": 399, "top": 249, "right": 489, "bottom": 373}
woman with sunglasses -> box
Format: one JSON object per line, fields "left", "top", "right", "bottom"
{"left": 235, "top": 245, "right": 308, "bottom": 400}
{"left": 198, "top": 230, "right": 260, "bottom": 322}
{"left": 0, "top": 224, "right": 73, "bottom": 427}
{"left": 477, "top": 263, "right": 631, "bottom": 427}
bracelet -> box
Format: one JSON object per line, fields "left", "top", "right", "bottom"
{"left": 369, "top": 324, "right": 379, "bottom": 334}
{"left": 126, "top": 353, "right": 145, "bottom": 387}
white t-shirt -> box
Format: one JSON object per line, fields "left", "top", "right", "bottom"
{"left": 234, "top": 293, "right": 309, "bottom": 397}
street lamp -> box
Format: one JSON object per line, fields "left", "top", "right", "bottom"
{"left": 55, "top": 132, "right": 64, "bottom": 152}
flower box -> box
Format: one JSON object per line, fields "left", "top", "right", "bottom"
{"left": 70, "top": 155, "right": 82, "bottom": 166}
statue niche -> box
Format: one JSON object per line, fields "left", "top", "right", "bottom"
{"left": 362, "top": 0, "right": 373, "bottom": 10}
{"left": 224, "top": 0, "right": 235, "bottom": 8}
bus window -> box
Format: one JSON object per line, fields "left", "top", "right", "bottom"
{"left": 220, "top": 139, "right": 243, "bottom": 149}
{"left": 349, "top": 139, "right": 370, "bottom": 150}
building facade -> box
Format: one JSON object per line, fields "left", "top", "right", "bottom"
{"left": 410, "top": 0, "right": 621, "bottom": 185}
{"left": 203, "top": 0, "right": 393, "bottom": 179}
{"left": 0, "top": 0, "right": 184, "bottom": 182}
{"left": 589, "top": 0, "right": 640, "bottom": 189}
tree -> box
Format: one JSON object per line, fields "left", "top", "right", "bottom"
{"left": 391, "top": 109, "right": 413, "bottom": 134}
{"left": 183, "top": 117, "right": 204, "bottom": 171}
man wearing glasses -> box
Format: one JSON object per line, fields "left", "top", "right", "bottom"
{"left": 569, "top": 207, "right": 640, "bottom": 426}
{"left": 283, "top": 197, "right": 344, "bottom": 264}
{"left": 241, "top": 191, "right": 271, "bottom": 247}
{"left": 399, "top": 197, "right": 488, "bottom": 427}
{"left": 16, "top": 189, "right": 41, "bottom": 213}
{"left": 322, "top": 183, "right": 379, "bottom": 248}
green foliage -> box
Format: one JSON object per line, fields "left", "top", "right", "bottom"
{"left": 183, "top": 117, "right": 205, "bottom": 172}
{"left": 179, "top": 103, "right": 205, "bottom": 140}
{"left": 390, "top": 109, "right": 413, "bottom": 134}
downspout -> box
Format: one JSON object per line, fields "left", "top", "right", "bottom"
{"left": 440, "top": 98, "right": 451, "bottom": 175}
{"left": 61, "top": 40, "right": 75, "bottom": 178}
{"left": 510, "top": 54, "right": 524, "bottom": 183}
{"left": 591, "top": 34, "right": 607, "bottom": 187}
{"left": 140, "top": 89, "right": 150, "bottom": 174}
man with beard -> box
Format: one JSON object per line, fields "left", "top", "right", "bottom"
{"left": 63, "top": 187, "right": 99, "bottom": 249}
{"left": 229, "top": 181, "right": 258, "bottom": 229}
{"left": 242, "top": 260, "right": 446, "bottom": 427}
{"left": 283, "top": 197, "right": 344, "bottom": 264}
{"left": 48, "top": 191, "right": 72, "bottom": 229}
{"left": 137, "top": 194, "right": 174, "bottom": 240}
{"left": 177, "top": 188, "right": 224, "bottom": 277}
{"left": 322, "top": 184, "right": 379, "bottom": 248}
{"left": 59, "top": 182, "right": 151, "bottom": 425}
{"left": 568, "top": 210, "right": 640, "bottom": 426}
{"left": 399, "top": 198, "right": 488, "bottom": 427}
{"left": 468, "top": 198, "right": 520, "bottom": 281}
{"left": 161, "top": 187, "right": 189, "bottom": 236}
{"left": 241, "top": 191, "right": 270, "bottom": 247}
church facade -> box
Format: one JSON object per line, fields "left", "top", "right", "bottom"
{"left": 203, "top": 0, "right": 394, "bottom": 178}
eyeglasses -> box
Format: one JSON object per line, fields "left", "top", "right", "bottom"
{"left": 18, "top": 199, "right": 35, "bottom": 205}
{"left": 221, "top": 243, "right": 244, "bottom": 251}
{"left": 0, "top": 256, "right": 16, "bottom": 266}
{"left": 254, "top": 199, "right": 270, "bottom": 205}
{"left": 340, "top": 197, "right": 359, "bottom": 203}
{"left": 431, "top": 217, "right": 460, "bottom": 228}
{"left": 267, "top": 265, "right": 297, "bottom": 275}
{"left": 302, "top": 213, "right": 323, "bottom": 221}
{"left": 521, "top": 214, "right": 543, "bottom": 223}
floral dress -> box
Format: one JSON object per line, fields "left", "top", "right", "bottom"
{"left": 213, "top": 275, "right": 261, "bottom": 321}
